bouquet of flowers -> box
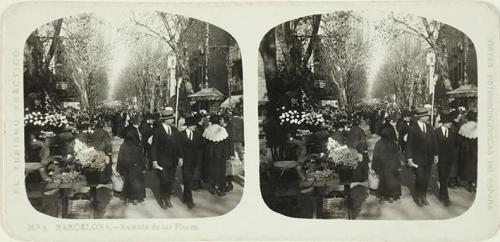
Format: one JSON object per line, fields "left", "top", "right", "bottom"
{"left": 40, "top": 130, "right": 56, "bottom": 139}
{"left": 278, "top": 108, "right": 302, "bottom": 125}
{"left": 327, "top": 138, "right": 361, "bottom": 170}
{"left": 296, "top": 129, "right": 312, "bottom": 137}
{"left": 24, "top": 110, "right": 70, "bottom": 133}
{"left": 82, "top": 128, "right": 95, "bottom": 134}
{"left": 74, "top": 140, "right": 110, "bottom": 171}
{"left": 278, "top": 108, "right": 325, "bottom": 128}
{"left": 52, "top": 171, "right": 81, "bottom": 184}
{"left": 305, "top": 169, "right": 335, "bottom": 183}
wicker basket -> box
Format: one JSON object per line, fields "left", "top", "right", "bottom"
{"left": 319, "top": 195, "right": 346, "bottom": 219}
{"left": 67, "top": 193, "right": 92, "bottom": 219}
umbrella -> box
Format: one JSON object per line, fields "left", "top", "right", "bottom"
{"left": 446, "top": 84, "right": 478, "bottom": 98}
{"left": 188, "top": 88, "right": 224, "bottom": 101}
{"left": 221, "top": 95, "right": 242, "bottom": 108}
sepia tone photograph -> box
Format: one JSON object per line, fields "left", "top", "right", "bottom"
{"left": 23, "top": 11, "right": 244, "bottom": 219}
{"left": 258, "top": 10, "right": 477, "bottom": 220}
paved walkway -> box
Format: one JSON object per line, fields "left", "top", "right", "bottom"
{"left": 95, "top": 131, "right": 243, "bottom": 219}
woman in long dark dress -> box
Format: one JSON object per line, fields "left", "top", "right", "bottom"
{"left": 203, "top": 115, "right": 230, "bottom": 196}
{"left": 458, "top": 111, "right": 478, "bottom": 192}
{"left": 372, "top": 126, "right": 402, "bottom": 203}
{"left": 116, "top": 129, "right": 146, "bottom": 205}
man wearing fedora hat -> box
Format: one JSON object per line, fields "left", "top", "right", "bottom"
{"left": 434, "top": 110, "right": 459, "bottom": 206}
{"left": 178, "top": 116, "right": 202, "bottom": 209}
{"left": 406, "top": 106, "right": 438, "bottom": 207}
{"left": 150, "top": 107, "right": 182, "bottom": 209}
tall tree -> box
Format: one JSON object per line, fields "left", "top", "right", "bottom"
{"left": 63, "top": 14, "right": 111, "bottom": 112}
{"left": 128, "top": 12, "right": 194, "bottom": 81}
{"left": 24, "top": 18, "right": 64, "bottom": 108}
{"left": 274, "top": 15, "right": 322, "bottom": 94}
{"left": 373, "top": 34, "right": 427, "bottom": 107}
{"left": 320, "top": 12, "right": 370, "bottom": 109}
{"left": 113, "top": 40, "right": 172, "bottom": 112}
{"left": 381, "top": 12, "right": 453, "bottom": 91}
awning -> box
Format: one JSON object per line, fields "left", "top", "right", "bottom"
{"left": 221, "top": 95, "right": 242, "bottom": 108}
{"left": 446, "top": 84, "right": 477, "bottom": 98}
{"left": 188, "top": 88, "right": 224, "bottom": 101}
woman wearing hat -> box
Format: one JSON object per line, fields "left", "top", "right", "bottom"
{"left": 117, "top": 129, "right": 146, "bottom": 205}
{"left": 458, "top": 111, "right": 478, "bottom": 192}
{"left": 372, "top": 125, "right": 402, "bottom": 203}
{"left": 202, "top": 114, "right": 230, "bottom": 196}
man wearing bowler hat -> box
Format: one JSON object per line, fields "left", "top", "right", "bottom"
{"left": 434, "top": 110, "right": 458, "bottom": 206}
{"left": 406, "top": 106, "right": 438, "bottom": 207}
{"left": 178, "top": 116, "right": 202, "bottom": 209}
{"left": 151, "top": 107, "right": 182, "bottom": 208}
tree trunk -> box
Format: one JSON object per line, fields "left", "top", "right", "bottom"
{"left": 259, "top": 29, "right": 280, "bottom": 103}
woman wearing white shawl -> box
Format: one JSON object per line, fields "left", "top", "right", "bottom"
{"left": 458, "top": 111, "right": 478, "bottom": 192}
{"left": 202, "top": 115, "right": 230, "bottom": 196}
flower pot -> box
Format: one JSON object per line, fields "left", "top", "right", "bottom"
{"left": 83, "top": 169, "right": 100, "bottom": 185}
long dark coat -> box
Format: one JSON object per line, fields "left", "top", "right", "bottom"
{"left": 396, "top": 118, "right": 411, "bottom": 152}
{"left": 117, "top": 130, "right": 146, "bottom": 200}
{"left": 372, "top": 138, "right": 402, "bottom": 198}
{"left": 346, "top": 126, "right": 369, "bottom": 182}
{"left": 202, "top": 124, "right": 230, "bottom": 186}
{"left": 150, "top": 124, "right": 181, "bottom": 168}
{"left": 435, "top": 126, "right": 459, "bottom": 165}
{"left": 458, "top": 121, "right": 478, "bottom": 182}
{"left": 90, "top": 128, "right": 112, "bottom": 154}
{"left": 139, "top": 122, "right": 155, "bottom": 157}
{"left": 406, "top": 122, "right": 438, "bottom": 166}
{"left": 178, "top": 129, "right": 203, "bottom": 170}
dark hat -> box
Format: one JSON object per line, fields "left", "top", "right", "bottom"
{"left": 159, "top": 107, "right": 175, "bottom": 120}
{"left": 402, "top": 109, "right": 413, "bottom": 118}
{"left": 145, "top": 112, "right": 154, "bottom": 120}
{"left": 439, "top": 111, "right": 453, "bottom": 123}
{"left": 185, "top": 116, "right": 197, "bottom": 126}
{"left": 153, "top": 112, "right": 161, "bottom": 120}
{"left": 414, "top": 106, "right": 431, "bottom": 117}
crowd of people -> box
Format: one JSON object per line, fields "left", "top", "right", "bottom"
{"left": 26, "top": 104, "right": 244, "bottom": 211}
{"left": 261, "top": 101, "right": 477, "bottom": 211}
{"left": 368, "top": 104, "right": 478, "bottom": 207}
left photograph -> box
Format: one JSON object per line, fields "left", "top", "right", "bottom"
{"left": 23, "top": 11, "right": 244, "bottom": 219}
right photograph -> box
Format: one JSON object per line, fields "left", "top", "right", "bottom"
{"left": 258, "top": 10, "right": 478, "bottom": 220}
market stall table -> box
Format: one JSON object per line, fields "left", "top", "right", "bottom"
{"left": 300, "top": 177, "right": 353, "bottom": 219}
{"left": 273, "top": 160, "right": 301, "bottom": 176}
{"left": 45, "top": 176, "right": 98, "bottom": 218}
{"left": 25, "top": 163, "right": 46, "bottom": 178}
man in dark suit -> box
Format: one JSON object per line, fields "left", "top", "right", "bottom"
{"left": 178, "top": 116, "right": 202, "bottom": 209}
{"left": 151, "top": 108, "right": 182, "bottom": 209}
{"left": 434, "top": 111, "right": 458, "bottom": 206}
{"left": 407, "top": 107, "right": 438, "bottom": 207}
